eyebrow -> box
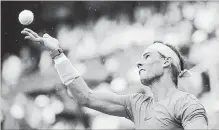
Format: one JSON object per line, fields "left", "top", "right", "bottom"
{"left": 143, "top": 52, "right": 150, "bottom": 57}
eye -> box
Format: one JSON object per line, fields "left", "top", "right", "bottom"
{"left": 144, "top": 54, "right": 150, "bottom": 59}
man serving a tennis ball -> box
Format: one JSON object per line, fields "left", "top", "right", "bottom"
{"left": 21, "top": 28, "right": 208, "bottom": 129}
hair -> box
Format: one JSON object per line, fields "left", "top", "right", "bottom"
{"left": 153, "top": 41, "right": 185, "bottom": 86}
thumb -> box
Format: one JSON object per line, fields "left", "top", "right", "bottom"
{"left": 43, "top": 33, "right": 51, "bottom": 38}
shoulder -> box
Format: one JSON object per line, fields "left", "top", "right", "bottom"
{"left": 172, "top": 90, "right": 199, "bottom": 105}
{"left": 165, "top": 91, "right": 198, "bottom": 114}
{"left": 175, "top": 91, "right": 205, "bottom": 113}
{"left": 170, "top": 90, "right": 203, "bottom": 115}
{"left": 124, "top": 93, "right": 152, "bottom": 107}
{"left": 132, "top": 93, "right": 152, "bottom": 103}
{"left": 172, "top": 91, "right": 207, "bottom": 121}
{"left": 123, "top": 93, "right": 152, "bottom": 121}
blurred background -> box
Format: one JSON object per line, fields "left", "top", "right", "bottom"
{"left": 1, "top": 1, "right": 219, "bottom": 129}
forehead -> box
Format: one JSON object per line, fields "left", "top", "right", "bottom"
{"left": 142, "top": 47, "right": 159, "bottom": 56}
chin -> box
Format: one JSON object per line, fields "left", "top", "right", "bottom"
{"left": 140, "top": 77, "right": 152, "bottom": 86}
{"left": 140, "top": 74, "right": 162, "bottom": 86}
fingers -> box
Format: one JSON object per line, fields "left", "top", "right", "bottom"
{"left": 21, "top": 30, "right": 35, "bottom": 39}
{"left": 22, "top": 30, "right": 42, "bottom": 43}
{"left": 23, "top": 28, "right": 39, "bottom": 38}
{"left": 24, "top": 36, "right": 32, "bottom": 40}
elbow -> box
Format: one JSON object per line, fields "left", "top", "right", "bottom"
{"left": 69, "top": 93, "right": 90, "bottom": 107}
{"left": 80, "top": 98, "right": 89, "bottom": 106}
{"left": 65, "top": 77, "right": 92, "bottom": 106}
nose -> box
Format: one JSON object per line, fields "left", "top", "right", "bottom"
{"left": 136, "top": 60, "right": 143, "bottom": 68}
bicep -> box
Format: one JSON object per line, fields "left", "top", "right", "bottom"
{"left": 86, "top": 97, "right": 127, "bottom": 117}
{"left": 86, "top": 90, "right": 132, "bottom": 117}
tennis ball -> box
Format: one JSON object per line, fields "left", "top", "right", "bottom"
{"left": 18, "top": 10, "right": 34, "bottom": 25}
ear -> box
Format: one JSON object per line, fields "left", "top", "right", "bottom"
{"left": 163, "top": 57, "right": 172, "bottom": 68}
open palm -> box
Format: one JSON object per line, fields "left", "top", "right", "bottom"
{"left": 21, "top": 28, "right": 60, "bottom": 51}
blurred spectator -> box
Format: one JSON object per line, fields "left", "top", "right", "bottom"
{"left": 2, "top": 1, "right": 219, "bottom": 129}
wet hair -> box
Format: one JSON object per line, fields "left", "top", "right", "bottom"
{"left": 153, "top": 41, "right": 185, "bottom": 86}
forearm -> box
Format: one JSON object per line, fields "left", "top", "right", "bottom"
{"left": 67, "top": 77, "right": 92, "bottom": 105}
{"left": 53, "top": 53, "right": 91, "bottom": 105}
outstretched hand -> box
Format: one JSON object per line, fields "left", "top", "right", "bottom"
{"left": 21, "top": 28, "right": 60, "bottom": 51}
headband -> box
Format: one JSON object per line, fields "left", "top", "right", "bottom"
{"left": 148, "top": 42, "right": 181, "bottom": 72}
{"left": 147, "top": 42, "right": 192, "bottom": 78}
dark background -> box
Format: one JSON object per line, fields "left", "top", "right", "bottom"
{"left": 1, "top": 1, "right": 168, "bottom": 62}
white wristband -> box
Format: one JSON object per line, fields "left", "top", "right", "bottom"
{"left": 53, "top": 54, "right": 68, "bottom": 64}
{"left": 53, "top": 54, "right": 80, "bottom": 86}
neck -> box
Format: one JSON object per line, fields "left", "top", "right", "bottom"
{"left": 150, "top": 72, "right": 177, "bottom": 102}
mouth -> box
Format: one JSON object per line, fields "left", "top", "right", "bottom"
{"left": 139, "top": 69, "right": 145, "bottom": 74}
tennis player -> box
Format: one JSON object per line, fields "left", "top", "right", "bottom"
{"left": 21, "top": 28, "right": 208, "bottom": 129}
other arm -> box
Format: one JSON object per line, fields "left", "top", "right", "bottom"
{"left": 54, "top": 53, "right": 132, "bottom": 117}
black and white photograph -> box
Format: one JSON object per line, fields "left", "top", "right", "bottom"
{"left": 1, "top": 1, "right": 219, "bottom": 129}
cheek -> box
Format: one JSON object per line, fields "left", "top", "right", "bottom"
{"left": 153, "top": 63, "right": 163, "bottom": 72}
{"left": 141, "top": 61, "right": 163, "bottom": 76}
{"left": 146, "top": 60, "right": 163, "bottom": 71}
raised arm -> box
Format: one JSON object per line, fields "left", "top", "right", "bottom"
{"left": 68, "top": 77, "right": 129, "bottom": 117}
{"left": 54, "top": 53, "right": 130, "bottom": 116}
{"left": 21, "top": 28, "right": 131, "bottom": 117}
